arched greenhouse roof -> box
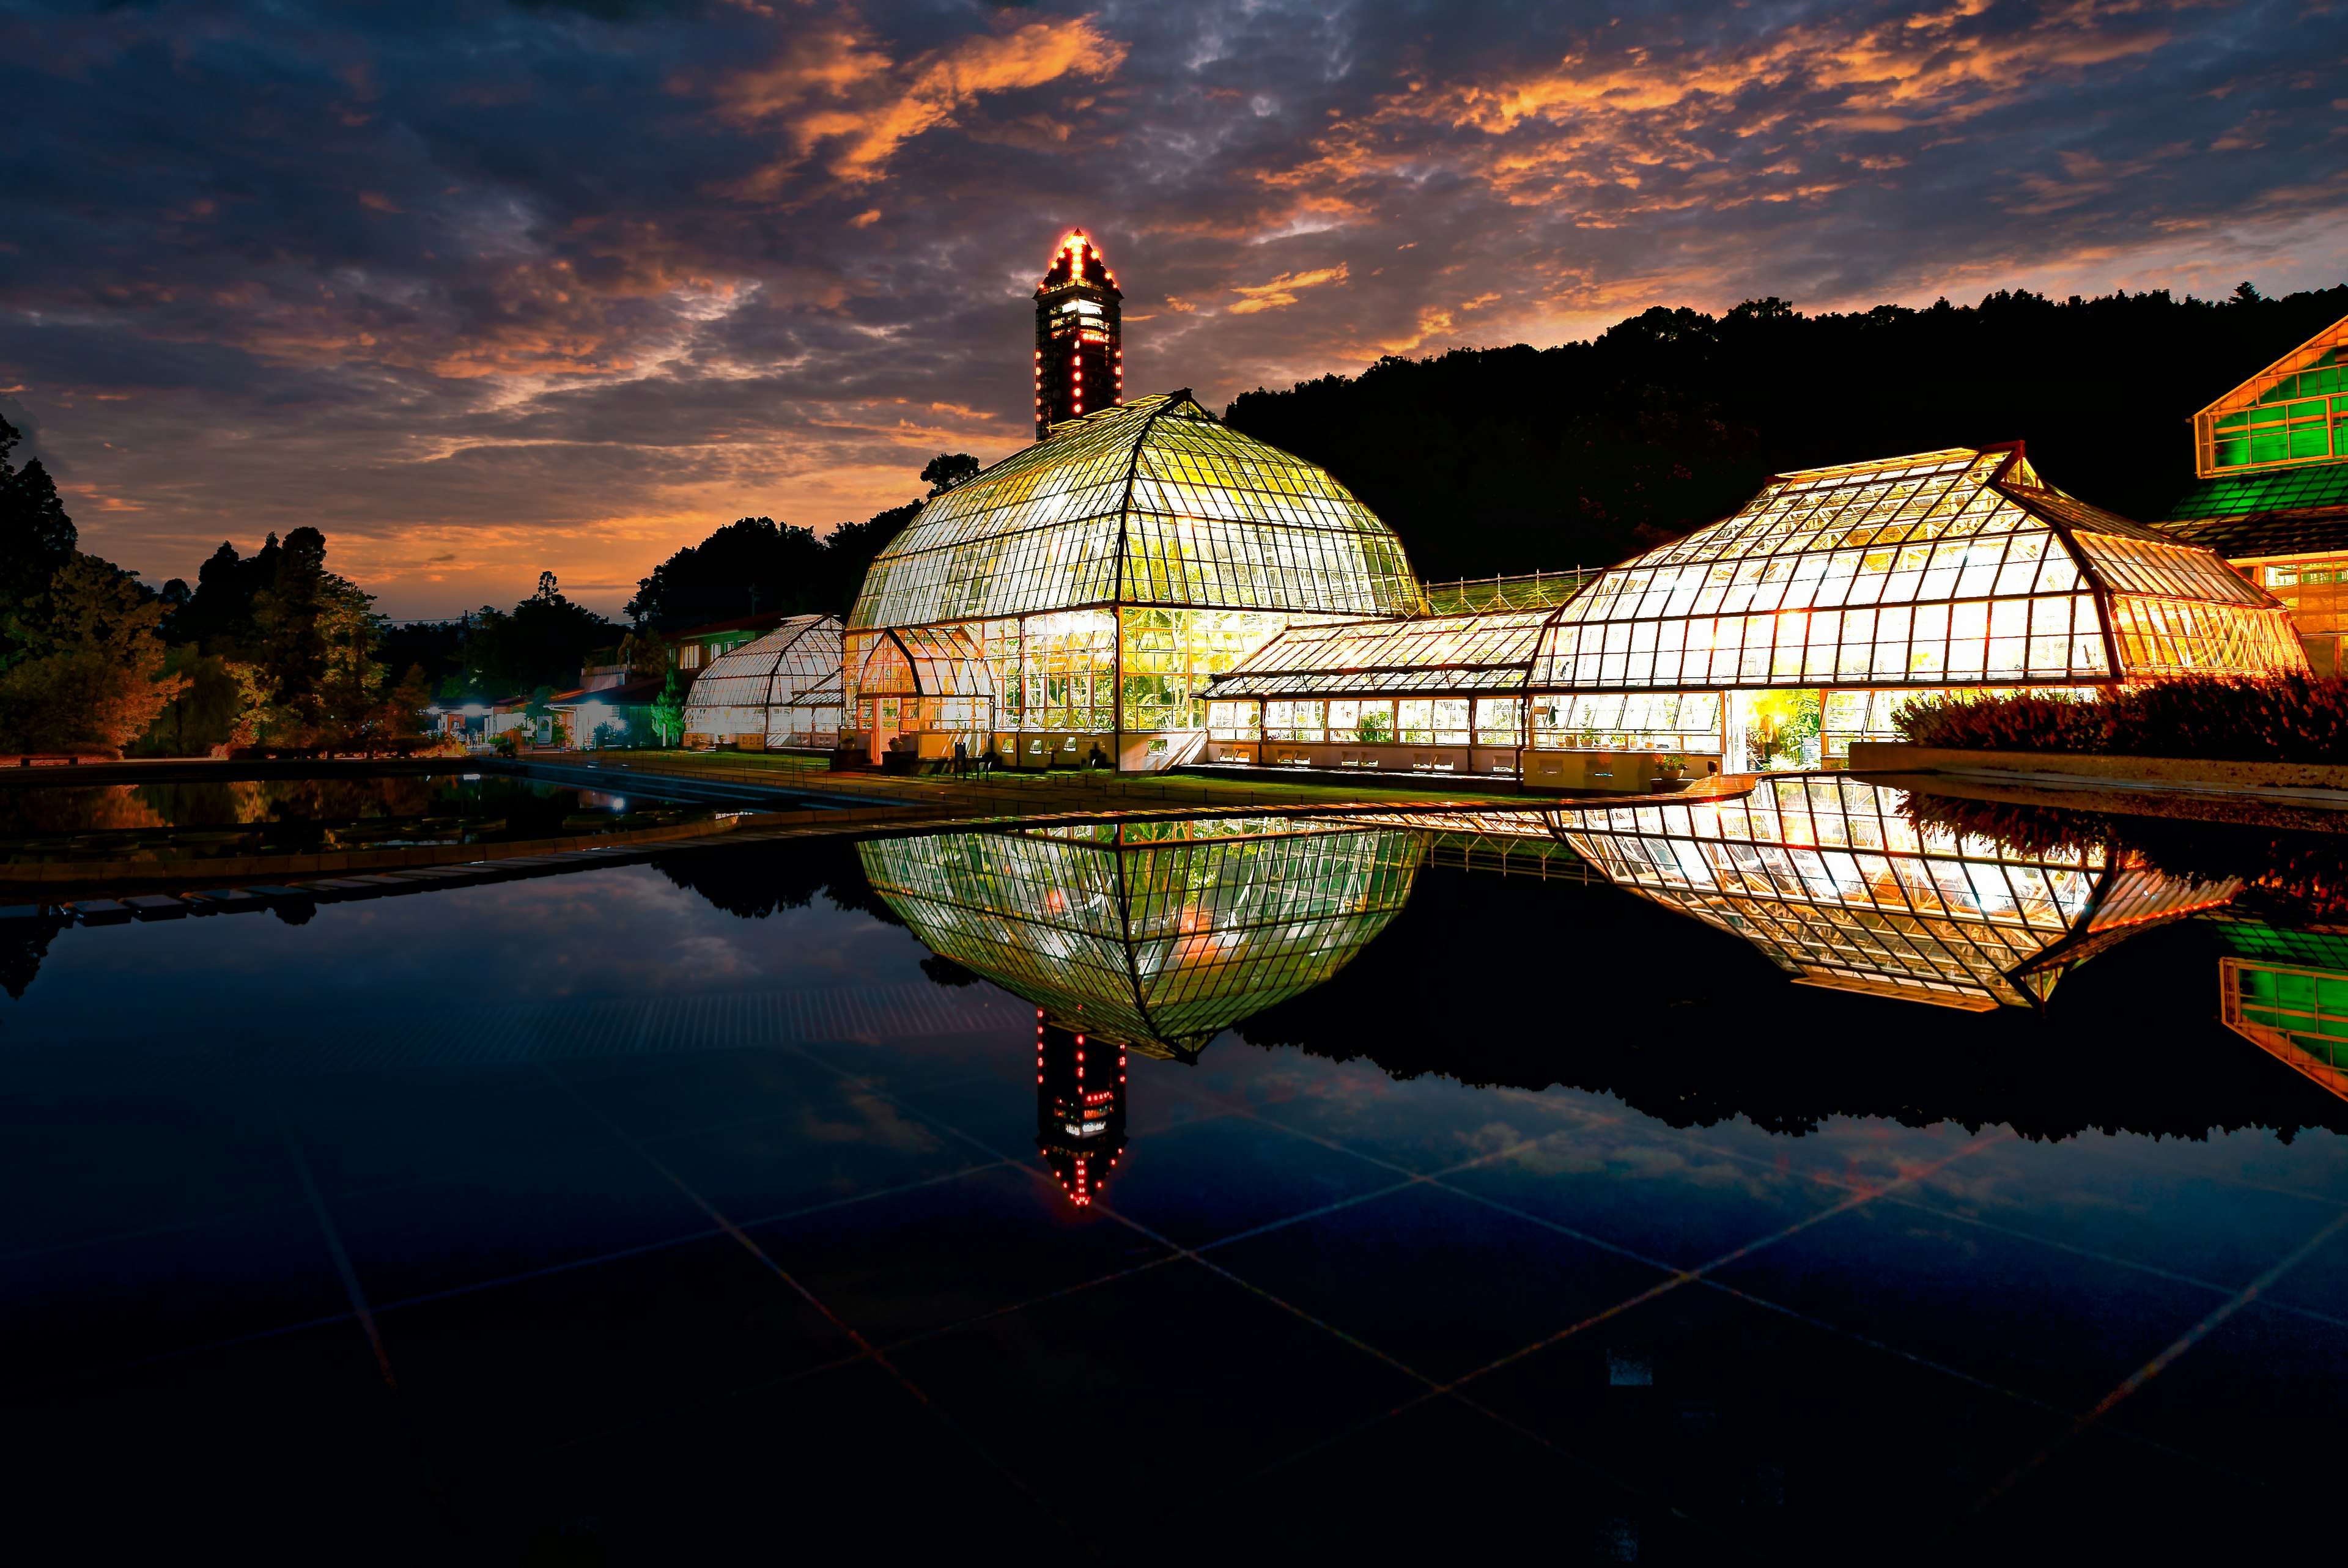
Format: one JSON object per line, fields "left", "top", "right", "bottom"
{"left": 849, "top": 392, "right": 1421, "bottom": 630}
{"left": 680, "top": 614, "right": 843, "bottom": 742}
{"left": 1534, "top": 446, "right": 2303, "bottom": 691}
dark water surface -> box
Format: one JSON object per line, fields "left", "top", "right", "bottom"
{"left": 0, "top": 768, "right": 791, "bottom": 863}
{"left": 4, "top": 811, "right": 2344, "bottom": 1559}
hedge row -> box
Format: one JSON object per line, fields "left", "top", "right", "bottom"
{"left": 1892, "top": 677, "right": 2348, "bottom": 764}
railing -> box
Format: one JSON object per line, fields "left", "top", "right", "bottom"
{"left": 1419, "top": 570, "right": 1600, "bottom": 614}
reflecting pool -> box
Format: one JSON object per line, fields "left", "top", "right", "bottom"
{"left": 0, "top": 768, "right": 790, "bottom": 863}
{"left": 3, "top": 796, "right": 2344, "bottom": 1557}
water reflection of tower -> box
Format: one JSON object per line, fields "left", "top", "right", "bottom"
{"left": 860, "top": 822, "right": 1423, "bottom": 1208}
{"left": 1035, "top": 1014, "right": 1127, "bottom": 1206}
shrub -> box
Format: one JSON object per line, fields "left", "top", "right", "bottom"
{"left": 1893, "top": 677, "right": 2348, "bottom": 764}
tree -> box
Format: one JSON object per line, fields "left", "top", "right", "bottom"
{"left": 0, "top": 414, "right": 77, "bottom": 627}
{"left": 0, "top": 554, "right": 187, "bottom": 755}
{"left": 921, "top": 452, "right": 981, "bottom": 495}
{"left": 1224, "top": 281, "right": 2348, "bottom": 576}
{"left": 462, "top": 573, "right": 616, "bottom": 696}
{"left": 819, "top": 499, "right": 921, "bottom": 613}
{"left": 649, "top": 668, "right": 684, "bottom": 747}
{"left": 626, "top": 517, "right": 829, "bottom": 626}
{"left": 367, "top": 663, "right": 434, "bottom": 748}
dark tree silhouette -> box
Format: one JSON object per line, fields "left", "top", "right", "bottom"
{"left": 921, "top": 452, "right": 981, "bottom": 495}
{"left": 0, "top": 414, "right": 77, "bottom": 611}
{"left": 1225, "top": 284, "right": 2348, "bottom": 580}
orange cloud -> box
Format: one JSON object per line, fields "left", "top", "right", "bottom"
{"left": 718, "top": 15, "right": 1127, "bottom": 194}
{"left": 1228, "top": 263, "right": 1350, "bottom": 314}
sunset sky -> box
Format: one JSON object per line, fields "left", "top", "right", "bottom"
{"left": 6, "top": 0, "right": 2346, "bottom": 619}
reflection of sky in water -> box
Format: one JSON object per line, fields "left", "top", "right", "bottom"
{"left": 1, "top": 866, "right": 931, "bottom": 1045}
{"left": 4, "top": 828, "right": 2347, "bottom": 1553}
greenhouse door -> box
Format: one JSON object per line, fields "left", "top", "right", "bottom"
{"left": 862, "top": 696, "right": 901, "bottom": 764}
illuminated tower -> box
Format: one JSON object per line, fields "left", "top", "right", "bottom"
{"left": 1034, "top": 230, "right": 1123, "bottom": 436}
{"left": 1034, "top": 1014, "right": 1126, "bottom": 1207}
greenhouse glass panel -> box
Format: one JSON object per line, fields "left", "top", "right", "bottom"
{"left": 1530, "top": 692, "right": 1724, "bottom": 753}
{"left": 1533, "top": 446, "right": 2304, "bottom": 693}
{"left": 858, "top": 821, "right": 1423, "bottom": 1058}
{"left": 1559, "top": 776, "right": 2237, "bottom": 1009}
{"left": 851, "top": 394, "right": 1418, "bottom": 631}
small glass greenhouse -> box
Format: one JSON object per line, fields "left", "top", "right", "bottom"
{"left": 679, "top": 614, "right": 843, "bottom": 749}
{"left": 1199, "top": 606, "right": 1552, "bottom": 769}
{"left": 1560, "top": 775, "right": 2237, "bottom": 1009}
{"left": 845, "top": 392, "right": 1420, "bottom": 769}
{"left": 857, "top": 819, "right": 1423, "bottom": 1058}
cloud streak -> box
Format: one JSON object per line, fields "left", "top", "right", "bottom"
{"left": 0, "top": 0, "right": 2339, "bottom": 615}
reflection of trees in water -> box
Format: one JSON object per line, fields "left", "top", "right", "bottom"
{"left": 0, "top": 773, "right": 633, "bottom": 851}
{"left": 1236, "top": 863, "right": 2348, "bottom": 1141}
{"left": 649, "top": 836, "right": 904, "bottom": 926}
{"left": 0, "top": 920, "right": 59, "bottom": 1001}
{"left": 1903, "top": 795, "right": 2348, "bottom": 922}
{"left": 0, "top": 786, "right": 172, "bottom": 834}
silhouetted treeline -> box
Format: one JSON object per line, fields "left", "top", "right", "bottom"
{"left": 649, "top": 834, "right": 906, "bottom": 925}
{"left": 1225, "top": 284, "right": 2348, "bottom": 578}
{"left": 1235, "top": 861, "right": 2348, "bottom": 1142}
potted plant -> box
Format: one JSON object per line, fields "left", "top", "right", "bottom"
{"left": 1655, "top": 753, "right": 1686, "bottom": 781}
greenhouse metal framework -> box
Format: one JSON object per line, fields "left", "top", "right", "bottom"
{"left": 1530, "top": 444, "right": 2304, "bottom": 766}
{"left": 1559, "top": 775, "right": 2238, "bottom": 1009}
{"left": 679, "top": 614, "right": 844, "bottom": 749}
{"left": 1201, "top": 607, "right": 1552, "bottom": 770}
{"left": 857, "top": 819, "right": 1423, "bottom": 1058}
{"left": 844, "top": 392, "right": 1421, "bottom": 770}
{"left": 2161, "top": 312, "right": 2348, "bottom": 674}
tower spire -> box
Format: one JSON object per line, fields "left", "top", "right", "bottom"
{"left": 1034, "top": 230, "right": 1123, "bottom": 436}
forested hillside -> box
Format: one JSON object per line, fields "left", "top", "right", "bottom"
{"left": 1224, "top": 285, "right": 2348, "bottom": 580}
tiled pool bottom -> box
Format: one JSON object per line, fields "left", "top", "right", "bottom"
{"left": 9, "top": 1029, "right": 2344, "bottom": 1557}
{"left": 4, "top": 858, "right": 2344, "bottom": 1558}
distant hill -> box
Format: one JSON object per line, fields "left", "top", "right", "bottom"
{"left": 1224, "top": 284, "right": 2348, "bottom": 580}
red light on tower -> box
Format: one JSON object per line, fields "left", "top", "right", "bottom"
{"left": 1032, "top": 230, "right": 1123, "bottom": 438}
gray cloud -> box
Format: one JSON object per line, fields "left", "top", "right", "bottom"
{"left": 1, "top": 0, "right": 2342, "bottom": 613}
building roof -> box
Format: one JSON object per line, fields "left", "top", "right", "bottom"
{"left": 1534, "top": 444, "right": 2300, "bottom": 692}
{"left": 2190, "top": 312, "right": 2348, "bottom": 480}
{"left": 858, "top": 820, "right": 1422, "bottom": 1058}
{"left": 848, "top": 391, "right": 1421, "bottom": 630}
{"left": 2160, "top": 460, "right": 2348, "bottom": 560}
{"left": 1203, "top": 607, "right": 1554, "bottom": 700}
{"left": 550, "top": 675, "right": 666, "bottom": 706}
{"left": 1560, "top": 776, "right": 2237, "bottom": 1009}
{"left": 681, "top": 615, "right": 843, "bottom": 720}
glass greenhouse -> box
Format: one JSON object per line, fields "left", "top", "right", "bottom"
{"left": 1560, "top": 775, "right": 2237, "bottom": 1009}
{"left": 2209, "top": 915, "right": 2348, "bottom": 1102}
{"left": 1530, "top": 445, "right": 2304, "bottom": 770}
{"left": 857, "top": 819, "right": 1423, "bottom": 1058}
{"left": 845, "top": 392, "right": 1421, "bottom": 769}
{"left": 679, "top": 614, "right": 844, "bottom": 749}
{"left": 1199, "top": 607, "right": 1552, "bottom": 770}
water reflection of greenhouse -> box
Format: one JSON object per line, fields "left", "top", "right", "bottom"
{"left": 859, "top": 819, "right": 1423, "bottom": 1205}
{"left": 858, "top": 819, "right": 1423, "bottom": 1058}
{"left": 1553, "top": 776, "right": 2239, "bottom": 1010}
